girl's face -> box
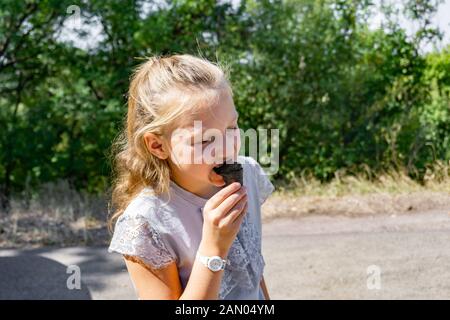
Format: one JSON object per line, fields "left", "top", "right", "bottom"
{"left": 166, "top": 87, "right": 241, "bottom": 195}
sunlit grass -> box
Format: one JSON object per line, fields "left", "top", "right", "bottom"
{"left": 0, "top": 179, "right": 109, "bottom": 248}
{"left": 274, "top": 160, "right": 450, "bottom": 198}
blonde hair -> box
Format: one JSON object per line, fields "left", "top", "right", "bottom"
{"left": 108, "top": 53, "right": 231, "bottom": 232}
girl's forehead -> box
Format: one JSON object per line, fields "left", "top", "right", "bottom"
{"left": 188, "top": 108, "right": 237, "bottom": 133}
{"left": 179, "top": 90, "right": 237, "bottom": 131}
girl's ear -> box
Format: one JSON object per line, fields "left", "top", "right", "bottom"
{"left": 143, "top": 132, "right": 170, "bottom": 160}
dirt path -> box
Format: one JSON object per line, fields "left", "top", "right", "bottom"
{"left": 1, "top": 209, "right": 449, "bottom": 299}
{"left": 262, "top": 209, "right": 450, "bottom": 299}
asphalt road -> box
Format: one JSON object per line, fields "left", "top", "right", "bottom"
{"left": 1, "top": 209, "right": 449, "bottom": 299}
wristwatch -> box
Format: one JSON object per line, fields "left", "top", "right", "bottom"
{"left": 196, "top": 251, "right": 229, "bottom": 272}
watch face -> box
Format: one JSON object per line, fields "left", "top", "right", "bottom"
{"left": 208, "top": 257, "right": 223, "bottom": 271}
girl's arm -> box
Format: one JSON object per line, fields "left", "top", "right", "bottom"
{"left": 123, "top": 241, "right": 228, "bottom": 300}
{"left": 260, "top": 275, "right": 271, "bottom": 300}
{"left": 124, "top": 255, "right": 183, "bottom": 300}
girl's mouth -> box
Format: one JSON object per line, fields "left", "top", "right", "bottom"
{"left": 212, "top": 162, "right": 244, "bottom": 186}
{"left": 209, "top": 167, "right": 225, "bottom": 186}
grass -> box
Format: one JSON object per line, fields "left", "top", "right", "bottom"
{"left": 274, "top": 160, "right": 450, "bottom": 197}
{"left": 0, "top": 179, "right": 110, "bottom": 248}
{"left": 262, "top": 161, "right": 450, "bottom": 221}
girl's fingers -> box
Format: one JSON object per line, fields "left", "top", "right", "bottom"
{"left": 205, "top": 182, "right": 241, "bottom": 210}
{"left": 231, "top": 201, "right": 248, "bottom": 227}
{"left": 221, "top": 197, "right": 248, "bottom": 226}
{"left": 215, "top": 188, "right": 247, "bottom": 218}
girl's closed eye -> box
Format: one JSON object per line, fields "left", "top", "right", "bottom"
{"left": 202, "top": 136, "right": 215, "bottom": 144}
{"left": 201, "top": 127, "right": 238, "bottom": 144}
{"left": 202, "top": 138, "right": 214, "bottom": 144}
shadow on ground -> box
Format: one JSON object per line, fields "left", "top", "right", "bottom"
{"left": 0, "top": 246, "right": 134, "bottom": 299}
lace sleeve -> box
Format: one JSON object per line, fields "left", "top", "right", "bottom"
{"left": 108, "top": 214, "right": 177, "bottom": 270}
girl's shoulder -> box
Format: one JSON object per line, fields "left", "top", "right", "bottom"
{"left": 238, "top": 155, "right": 259, "bottom": 177}
{"left": 108, "top": 189, "right": 178, "bottom": 269}
{"left": 238, "top": 155, "right": 275, "bottom": 206}
{"left": 238, "top": 154, "right": 271, "bottom": 181}
{"left": 122, "top": 190, "right": 159, "bottom": 218}
{"left": 238, "top": 155, "right": 269, "bottom": 174}
{"left": 116, "top": 188, "right": 170, "bottom": 230}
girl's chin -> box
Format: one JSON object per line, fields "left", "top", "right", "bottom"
{"left": 209, "top": 169, "right": 226, "bottom": 187}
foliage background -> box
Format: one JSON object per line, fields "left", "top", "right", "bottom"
{"left": 1, "top": 0, "right": 449, "bottom": 212}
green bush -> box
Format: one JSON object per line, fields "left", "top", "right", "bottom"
{"left": 0, "top": 0, "right": 448, "bottom": 209}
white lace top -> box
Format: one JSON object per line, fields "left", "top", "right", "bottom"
{"left": 108, "top": 155, "right": 275, "bottom": 300}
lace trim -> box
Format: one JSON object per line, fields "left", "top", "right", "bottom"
{"left": 108, "top": 214, "right": 177, "bottom": 270}
{"left": 218, "top": 212, "right": 265, "bottom": 300}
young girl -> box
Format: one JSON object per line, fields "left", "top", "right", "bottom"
{"left": 108, "top": 54, "right": 275, "bottom": 300}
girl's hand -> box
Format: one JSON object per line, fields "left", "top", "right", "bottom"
{"left": 199, "top": 182, "right": 248, "bottom": 257}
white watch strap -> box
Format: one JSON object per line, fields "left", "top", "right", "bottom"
{"left": 196, "top": 251, "right": 229, "bottom": 269}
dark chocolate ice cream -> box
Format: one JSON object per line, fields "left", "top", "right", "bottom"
{"left": 213, "top": 162, "right": 243, "bottom": 186}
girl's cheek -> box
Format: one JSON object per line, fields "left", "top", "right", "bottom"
{"left": 169, "top": 129, "right": 200, "bottom": 165}
{"left": 170, "top": 142, "right": 196, "bottom": 165}
{"left": 190, "top": 144, "right": 207, "bottom": 165}
{"left": 202, "top": 141, "right": 240, "bottom": 164}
